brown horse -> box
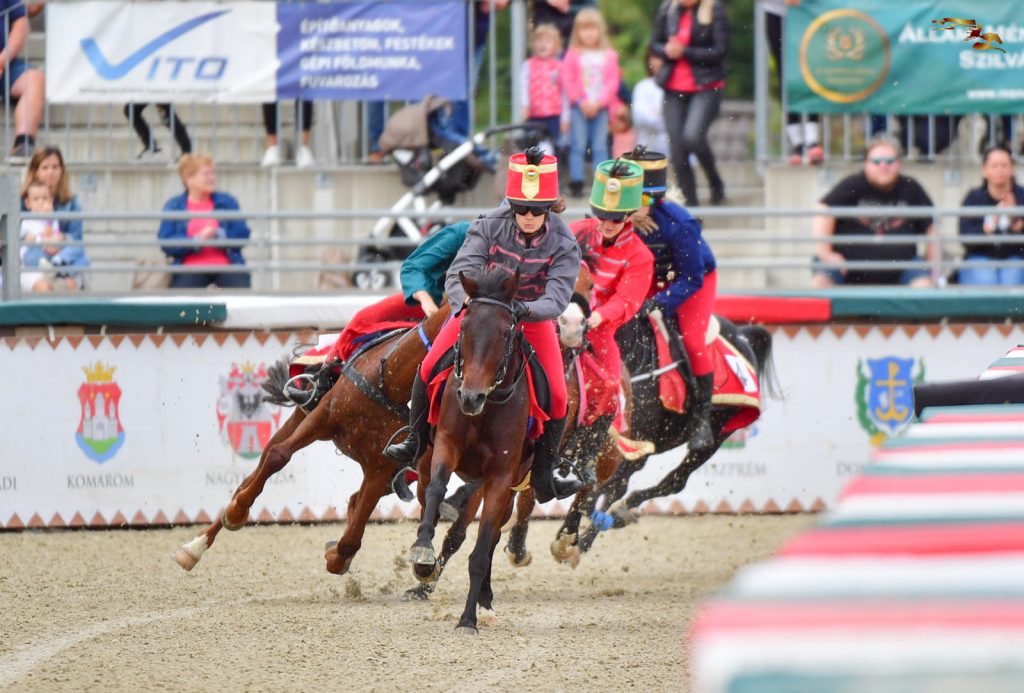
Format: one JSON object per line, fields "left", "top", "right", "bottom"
{"left": 408, "top": 268, "right": 536, "bottom": 633}
{"left": 173, "top": 304, "right": 451, "bottom": 576}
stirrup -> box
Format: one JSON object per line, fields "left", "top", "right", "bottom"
{"left": 383, "top": 425, "right": 420, "bottom": 463}
{"left": 283, "top": 373, "right": 318, "bottom": 409}
{"left": 391, "top": 466, "right": 416, "bottom": 502}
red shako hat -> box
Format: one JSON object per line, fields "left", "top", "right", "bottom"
{"left": 505, "top": 147, "right": 559, "bottom": 207}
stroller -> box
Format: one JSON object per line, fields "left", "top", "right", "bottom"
{"left": 351, "top": 96, "right": 545, "bottom": 290}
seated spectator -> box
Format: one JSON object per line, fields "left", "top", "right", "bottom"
{"left": 261, "top": 101, "right": 314, "bottom": 168}
{"left": 123, "top": 103, "right": 192, "bottom": 161}
{"left": 1, "top": 0, "right": 45, "bottom": 159}
{"left": 958, "top": 144, "right": 1024, "bottom": 286}
{"left": 158, "top": 154, "right": 251, "bottom": 289}
{"left": 811, "top": 136, "right": 935, "bottom": 288}
{"left": 21, "top": 146, "right": 90, "bottom": 288}
{"left": 19, "top": 179, "right": 69, "bottom": 292}
{"left": 631, "top": 51, "right": 669, "bottom": 156}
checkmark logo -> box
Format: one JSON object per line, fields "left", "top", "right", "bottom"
{"left": 80, "top": 9, "right": 230, "bottom": 80}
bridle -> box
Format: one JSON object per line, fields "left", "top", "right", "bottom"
{"left": 453, "top": 296, "right": 525, "bottom": 400}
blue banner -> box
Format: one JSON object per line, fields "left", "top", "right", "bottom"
{"left": 276, "top": 1, "right": 469, "bottom": 101}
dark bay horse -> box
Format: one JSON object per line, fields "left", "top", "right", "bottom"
{"left": 409, "top": 268, "right": 535, "bottom": 634}
{"left": 564, "top": 315, "right": 781, "bottom": 563}
{"left": 173, "top": 304, "right": 451, "bottom": 576}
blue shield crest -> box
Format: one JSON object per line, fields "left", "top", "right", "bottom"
{"left": 865, "top": 357, "right": 915, "bottom": 435}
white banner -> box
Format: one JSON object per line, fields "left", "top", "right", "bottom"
{"left": 0, "top": 325, "right": 1020, "bottom": 528}
{"left": 46, "top": 2, "right": 278, "bottom": 104}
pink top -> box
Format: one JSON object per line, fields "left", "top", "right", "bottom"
{"left": 183, "top": 197, "right": 229, "bottom": 266}
{"left": 560, "top": 47, "right": 620, "bottom": 109}
{"left": 524, "top": 56, "right": 564, "bottom": 118}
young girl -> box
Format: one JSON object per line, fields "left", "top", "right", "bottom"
{"left": 20, "top": 180, "right": 69, "bottom": 292}
{"left": 519, "top": 23, "right": 568, "bottom": 155}
{"left": 561, "top": 8, "right": 620, "bottom": 198}
{"left": 632, "top": 51, "right": 670, "bottom": 156}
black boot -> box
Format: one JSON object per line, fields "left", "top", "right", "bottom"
{"left": 689, "top": 373, "right": 715, "bottom": 451}
{"left": 531, "top": 416, "right": 583, "bottom": 504}
{"left": 384, "top": 376, "right": 429, "bottom": 466}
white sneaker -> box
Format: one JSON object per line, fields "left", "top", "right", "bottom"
{"left": 261, "top": 145, "right": 281, "bottom": 167}
{"left": 295, "top": 145, "right": 314, "bottom": 168}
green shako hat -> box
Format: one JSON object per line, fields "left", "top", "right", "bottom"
{"left": 589, "top": 159, "right": 644, "bottom": 221}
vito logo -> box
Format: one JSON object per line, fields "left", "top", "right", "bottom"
{"left": 80, "top": 10, "right": 230, "bottom": 81}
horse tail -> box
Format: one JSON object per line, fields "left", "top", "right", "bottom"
{"left": 740, "top": 324, "right": 783, "bottom": 402}
{"left": 262, "top": 357, "right": 294, "bottom": 406}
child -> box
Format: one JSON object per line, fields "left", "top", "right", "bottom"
{"left": 519, "top": 23, "right": 568, "bottom": 155}
{"left": 20, "top": 180, "right": 71, "bottom": 292}
{"left": 561, "top": 7, "right": 620, "bottom": 198}
{"left": 631, "top": 51, "right": 670, "bottom": 155}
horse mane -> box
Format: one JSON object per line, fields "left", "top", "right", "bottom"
{"left": 470, "top": 267, "right": 518, "bottom": 301}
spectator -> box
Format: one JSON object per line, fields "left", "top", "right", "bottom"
{"left": 650, "top": 0, "right": 728, "bottom": 207}
{"left": 19, "top": 179, "right": 67, "bottom": 292}
{"left": 811, "top": 136, "right": 935, "bottom": 288}
{"left": 1, "top": 0, "right": 44, "bottom": 159}
{"left": 519, "top": 23, "right": 568, "bottom": 155}
{"left": 123, "top": 103, "right": 192, "bottom": 161}
{"left": 763, "top": 0, "right": 822, "bottom": 165}
{"left": 958, "top": 144, "right": 1024, "bottom": 286}
{"left": 562, "top": 7, "right": 619, "bottom": 198}
{"left": 20, "top": 146, "right": 90, "bottom": 288}
{"left": 261, "top": 101, "right": 314, "bottom": 168}
{"left": 531, "top": 0, "right": 597, "bottom": 47}
{"left": 451, "top": 0, "right": 510, "bottom": 139}
{"left": 631, "top": 50, "right": 670, "bottom": 155}
{"left": 159, "top": 154, "right": 251, "bottom": 289}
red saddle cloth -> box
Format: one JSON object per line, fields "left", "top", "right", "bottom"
{"left": 575, "top": 351, "right": 620, "bottom": 427}
{"left": 649, "top": 318, "right": 761, "bottom": 434}
{"left": 289, "top": 320, "right": 419, "bottom": 378}
{"left": 426, "top": 364, "right": 551, "bottom": 438}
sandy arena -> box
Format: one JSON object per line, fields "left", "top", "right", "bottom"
{"left": 0, "top": 514, "right": 814, "bottom": 691}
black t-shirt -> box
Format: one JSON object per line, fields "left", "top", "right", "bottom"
{"left": 820, "top": 172, "right": 932, "bottom": 284}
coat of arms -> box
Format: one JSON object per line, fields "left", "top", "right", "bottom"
{"left": 76, "top": 361, "right": 125, "bottom": 463}
{"left": 855, "top": 357, "right": 925, "bottom": 446}
{"left": 216, "top": 362, "right": 282, "bottom": 459}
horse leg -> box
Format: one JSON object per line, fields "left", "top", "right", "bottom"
{"left": 612, "top": 437, "right": 724, "bottom": 523}
{"left": 223, "top": 406, "right": 325, "bottom": 530}
{"left": 456, "top": 486, "right": 514, "bottom": 634}
{"left": 572, "top": 457, "right": 647, "bottom": 556}
{"left": 405, "top": 486, "right": 482, "bottom": 601}
{"left": 503, "top": 489, "right": 535, "bottom": 568}
{"left": 410, "top": 463, "right": 451, "bottom": 569}
{"left": 325, "top": 461, "right": 392, "bottom": 575}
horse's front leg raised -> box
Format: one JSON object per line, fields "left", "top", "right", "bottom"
{"left": 503, "top": 489, "right": 535, "bottom": 567}
{"left": 405, "top": 486, "right": 482, "bottom": 600}
{"left": 457, "top": 484, "right": 515, "bottom": 634}
{"left": 325, "top": 459, "right": 392, "bottom": 575}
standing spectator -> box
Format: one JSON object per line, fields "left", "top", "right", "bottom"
{"left": 651, "top": 0, "right": 728, "bottom": 207}
{"left": 519, "top": 23, "right": 567, "bottom": 155}
{"left": 19, "top": 179, "right": 67, "bottom": 292}
{"left": 631, "top": 50, "right": 670, "bottom": 155}
{"left": 531, "top": 0, "right": 597, "bottom": 47}
{"left": 261, "top": 101, "right": 314, "bottom": 168}
{"left": 763, "top": 0, "right": 822, "bottom": 165}
{"left": 1, "top": 0, "right": 44, "bottom": 159}
{"left": 562, "top": 7, "right": 619, "bottom": 198}
{"left": 123, "top": 103, "right": 192, "bottom": 161}
{"left": 811, "top": 136, "right": 935, "bottom": 288}
{"left": 20, "top": 146, "right": 90, "bottom": 288}
{"left": 958, "top": 144, "right": 1024, "bottom": 286}
{"left": 159, "top": 154, "right": 251, "bottom": 289}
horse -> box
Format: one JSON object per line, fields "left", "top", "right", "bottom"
{"left": 564, "top": 314, "right": 781, "bottom": 562}
{"left": 173, "top": 303, "right": 451, "bottom": 576}
{"left": 408, "top": 267, "right": 538, "bottom": 634}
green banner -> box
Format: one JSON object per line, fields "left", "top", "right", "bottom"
{"left": 784, "top": 0, "right": 1024, "bottom": 113}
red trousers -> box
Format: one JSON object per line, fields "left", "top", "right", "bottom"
{"left": 674, "top": 269, "right": 717, "bottom": 376}
{"left": 419, "top": 313, "right": 567, "bottom": 418}
{"left": 331, "top": 292, "right": 425, "bottom": 362}
{"left": 587, "top": 322, "right": 622, "bottom": 392}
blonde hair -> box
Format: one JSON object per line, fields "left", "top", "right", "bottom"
{"left": 696, "top": 0, "right": 715, "bottom": 26}
{"left": 21, "top": 146, "right": 72, "bottom": 204}
{"left": 531, "top": 23, "right": 563, "bottom": 55}
{"left": 177, "top": 153, "right": 215, "bottom": 186}
{"left": 569, "top": 8, "right": 610, "bottom": 50}
{"left": 22, "top": 178, "right": 51, "bottom": 202}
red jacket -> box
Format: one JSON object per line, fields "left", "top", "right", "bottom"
{"left": 571, "top": 219, "right": 655, "bottom": 330}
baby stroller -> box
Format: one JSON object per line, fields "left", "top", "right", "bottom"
{"left": 351, "top": 96, "right": 545, "bottom": 290}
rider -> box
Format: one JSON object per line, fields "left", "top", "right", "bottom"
{"left": 384, "top": 147, "right": 584, "bottom": 503}
{"left": 569, "top": 159, "right": 654, "bottom": 453}
{"left": 623, "top": 145, "right": 718, "bottom": 451}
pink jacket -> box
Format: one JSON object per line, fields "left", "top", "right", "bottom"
{"left": 561, "top": 47, "right": 620, "bottom": 110}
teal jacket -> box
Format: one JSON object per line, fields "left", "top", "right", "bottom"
{"left": 400, "top": 221, "right": 470, "bottom": 306}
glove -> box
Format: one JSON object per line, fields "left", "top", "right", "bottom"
{"left": 511, "top": 300, "right": 530, "bottom": 321}
{"left": 640, "top": 298, "right": 662, "bottom": 318}
{"left": 632, "top": 212, "right": 659, "bottom": 234}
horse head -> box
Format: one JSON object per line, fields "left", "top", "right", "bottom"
{"left": 455, "top": 268, "right": 521, "bottom": 416}
{"left": 558, "top": 262, "right": 593, "bottom": 349}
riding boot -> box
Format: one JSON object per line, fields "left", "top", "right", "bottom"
{"left": 384, "top": 375, "right": 430, "bottom": 467}
{"left": 531, "top": 415, "right": 583, "bottom": 504}
{"left": 689, "top": 373, "right": 715, "bottom": 451}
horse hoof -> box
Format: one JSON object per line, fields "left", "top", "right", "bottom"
{"left": 325, "top": 550, "right": 352, "bottom": 576}
{"left": 550, "top": 533, "right": 577, "bottom": 562}
{"left": 565, "top": 547, "right": 581, "bottom": 569}
{"left": 608, "top": 500, "right": 639, "bottom": 527}
{"left": 221, "top": 508, "right": 246, "bottom": 531}
{"left": 504, "top": 545, "right": 532, "bottom": 568}
{"left": 173, "top": 535, "right": 208, "bottom": 571}
{"left": 413, "top": 561, "right": 438, "bottom": 583}
{"left": 323, "top": 539, "right": 336, "bottom": 552}
{"left": 438, "top": 501, "right": 459, "bottom": 522}
{"left": 402, "top": 585, "right": 432, "bottom": 601}
{"left": 409, "top": 544, "right": 436, "bottom": 567}
{"left": 455, "top": 625, "right": 479, "bottom": 636}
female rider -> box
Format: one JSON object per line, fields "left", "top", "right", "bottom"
{"left": 384, "top": 147, "right": 584, "bottom": 504}
{"left": 624, "top": 145, "right": 718, "bottom": 450}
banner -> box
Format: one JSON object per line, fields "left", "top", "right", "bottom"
{"left": 785, "top": 0, "right": 1024, "bottom": 114}
{"left": 46, "top": 1, "right": 468, "bottom": 104}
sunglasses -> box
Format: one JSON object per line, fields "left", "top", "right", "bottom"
{"left": 869, "top": 156, "right": 897, "bottom": 165}
{"left": 510, "top": 203, "right": 551, "bottom": 217}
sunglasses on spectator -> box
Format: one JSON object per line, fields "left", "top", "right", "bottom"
{"left": 510, "top": 203, "right": 551, "bottom": 217}
{"left": 869, "top": 156, "right": 897, "bottom": 165}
